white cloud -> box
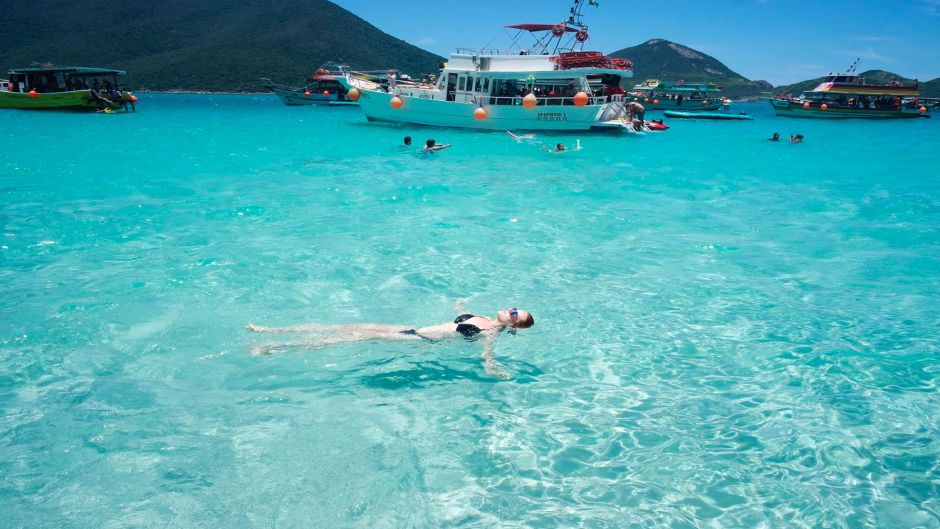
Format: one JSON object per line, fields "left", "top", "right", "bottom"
{"left": 417, "top": 37, "right": 436, "bottom": 45}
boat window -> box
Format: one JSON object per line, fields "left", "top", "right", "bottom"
{"left": 458, "top": 77, "right": 466, "bottom": 91}
{"left": 466, "top": 77, "right": 474, "bottom": 92}
{"left": 483, "top": 78, "right": 490, "bottom": 93}
{"left": 475, "top": 77, "right": 482, "bottom": 93}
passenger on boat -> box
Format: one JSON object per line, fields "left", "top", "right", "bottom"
{"left": 87, "top": 85, "right": 113, "bottom": 109}
{"left": 626, "top": 101, "right": 645, "bottom": 122}
{"left": 246, "top": 305, "right": 535, "bottom": 378}
{"left": 423, "top": 139, "right": 451, "bottom": 153}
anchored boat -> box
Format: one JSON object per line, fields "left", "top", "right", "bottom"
{"left": 0, "top": 66, "right": 137, "bottom": 111}
{"left": 769, "top": 60, "right": 929, "bottom": 119}
{"left": 338, "top": 1, "right": 639, "bottom": 132}
{"left": 630, "top": 79, "right": 729, "bottom": 111}
{"left": 263, "top": 63, "right": 358, "bottom": 106}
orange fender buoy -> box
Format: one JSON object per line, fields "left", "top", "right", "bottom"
{"left": 390, "top": 96, "right": 404, "bottom": 109}
{"left": 919, "top": 106, "right": 927, "bottom": 114}
{"left": 304, "top": 90, "right": 311, "bottom": 97}
{"left": 573, "top": 92, "right": 589, "bottom": 106}
{"left": 803, "top": 102, "right": 811, "bottom": 109}
{"left": 473, "top": 106, "right": 488, "bottom": 121}
{"left": 523, "top": 93, "right": 537, "bottom": 109}
{"left": 653, "top": 99, "right": 659, "bottom": 105}
{"left": 347, "top": 88, "right": 361, "bottom": 102}
{"left": 821, "top": 103, "right": 828, "bottom": 111}
{"left": 28, "top": 89, "right": 38, "bottom": 98}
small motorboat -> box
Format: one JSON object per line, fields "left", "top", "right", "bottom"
{"left": 663, "top": 110, "right": 753, "bottom": 120}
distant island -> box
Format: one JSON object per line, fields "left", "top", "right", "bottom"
{"left": 2, "top": 1, "right": 936, "bottom": 97}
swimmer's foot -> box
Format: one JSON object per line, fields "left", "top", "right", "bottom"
{"left": 250, "top": 343, "right": 278, "bottom": 356}
{"left": 246, "top": 323, "right": 264, "bottom": 333}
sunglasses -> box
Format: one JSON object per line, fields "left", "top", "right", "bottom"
{"left": 509, "top": 308, "right": 519, "bottom": 319}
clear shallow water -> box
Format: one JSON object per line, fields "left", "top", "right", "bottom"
{"left": 1, "top": 94, "right": 938, "bottom": 528}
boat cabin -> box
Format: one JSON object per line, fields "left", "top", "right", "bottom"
{"left": 5, "top": 67, "right": 126, "bottom": 93}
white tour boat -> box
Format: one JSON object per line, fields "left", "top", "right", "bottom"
{"left": 339, "top": 1, "right": 640, "bottom": 132}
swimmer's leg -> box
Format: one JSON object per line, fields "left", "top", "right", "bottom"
{"left": 250, "top": 330, "right": 423, "bottom": 355}
{"left": 247, "top": 322, "right": 409, "bottom": 334}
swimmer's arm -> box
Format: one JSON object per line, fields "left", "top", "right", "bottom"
{"left": 453, "top": 299, "right": 466, "bottom": 314}
{"left": 481, "top": 337, "right": 509, "bottom": 379}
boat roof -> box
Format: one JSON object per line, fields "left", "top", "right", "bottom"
{"left": 505, "top": 23, "right": 578, "bottom": 33}
{"left": 7, "top": 66, "right": 126, "bottom": 76}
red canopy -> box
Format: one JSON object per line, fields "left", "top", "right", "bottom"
{"left": 505, "top": 23, "right": 578, "bottom": 33}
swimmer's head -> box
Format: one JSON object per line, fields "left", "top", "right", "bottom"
{"left": 497, "top": 308, "right": 534, "bottom": 328}
{"left": 404, "top": 136, "right": 412, "bottom": 145}
{"left": 426, "top": 139, "right": 436, "bottom": 148}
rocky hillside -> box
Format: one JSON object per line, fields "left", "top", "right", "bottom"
{"left": 610, "top": 39, "right": 773, "bottom": 98}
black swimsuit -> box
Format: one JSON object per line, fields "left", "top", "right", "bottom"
{"left": 399, "top": 314, "right": 486, "bottom": 341}
{"left": 454, "top": 314, "right": 483, "bottom": 338}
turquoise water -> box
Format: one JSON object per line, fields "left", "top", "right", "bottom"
{"left": 1, "top": 94, "right": 939, "bottom": 528}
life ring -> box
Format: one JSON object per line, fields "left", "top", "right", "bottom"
{"left": 551, "top": 24, "right": 566, "bottom": 37}
{"left": 575, "top": 29, "right": 589, "bottom": 43}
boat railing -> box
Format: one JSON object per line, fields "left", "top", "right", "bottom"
{"left": 454, "top": 48, "right": 550, "bottom": 56}
{"left": 482, "top": 95, "right": 609, "bottom": 106}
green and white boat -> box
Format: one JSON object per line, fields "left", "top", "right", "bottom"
{"left": 0, "top": 66, "right": 136, "bottom": 111}
{"left": 629, "top": 79, "right": 729, "bottom": 111}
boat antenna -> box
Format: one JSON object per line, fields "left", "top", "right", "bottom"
{"left": 847, "top": 58, "right": 861, "bottom": 73}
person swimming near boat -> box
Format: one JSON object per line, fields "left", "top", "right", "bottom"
{"left": 401, "top": 136, "right": 412, "bottom": 149}
{"left": 247, "top": 304, "right": 535, "bottom": 378}
{"left": 769, "top": 132, "right": 780, "bottom": 142}
{"left": 541, "top": 140, "right": 582, "bottom": 153}
{"left": 422, "top": 139, "right": 451, "bottom": 153}
{"left": 789, "top": 134, "right": 804, "bottom": 144}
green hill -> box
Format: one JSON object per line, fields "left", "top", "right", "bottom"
{"left": 919, "top": 77, "right": 940, "bottom": 98}
{"left": 0, "top": 0, "right": 443, "bottom": 91}
{"left": 610, "top": 39, "right": 773, "bottom": 99}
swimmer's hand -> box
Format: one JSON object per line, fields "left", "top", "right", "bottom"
{"left": 454, "top": 299, "right": 466, "bottom": 313}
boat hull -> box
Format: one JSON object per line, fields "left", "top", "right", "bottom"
{"left": 663, "top": 110, "right": 752, "bottom": 120}
{"left": 642, "top": 99, "right": 723, "bottom": 111}
{"left": 0, "top": 89, "right": 128, "bottom": 110}
{"left": 265, "top": 85, "right": 356, "bottom": 107}
{"left": 354, "top": 89, "right": 621, "bottom": 131}
{"left": 769, "top": 98, "right": 926, "bottom": 119}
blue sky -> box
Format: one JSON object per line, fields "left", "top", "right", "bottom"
{"left": 331, "top": 0, "right": 940, "bottom": 85}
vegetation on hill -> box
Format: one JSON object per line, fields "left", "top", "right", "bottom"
{"left": 918, "top": 77, "right": 940, "bottom": 98}
{"left": 0, "top": 0, "right": 443, "bottom": 91}
{"left": 610, "top": 39, "right": 773, "bottom": 99}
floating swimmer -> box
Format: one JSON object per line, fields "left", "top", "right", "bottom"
{"left": 247, "top": 304, "right": 535, "bottom": 378}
